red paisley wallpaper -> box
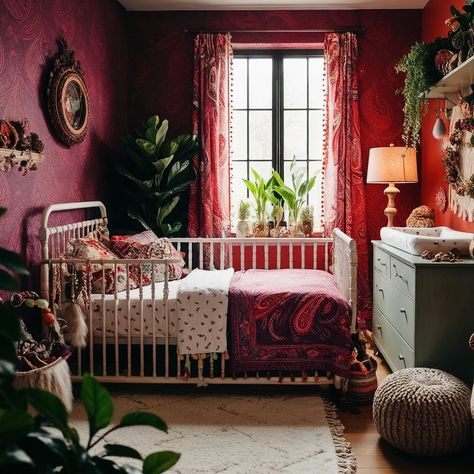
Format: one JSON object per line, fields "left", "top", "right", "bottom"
{"left": 0, "top": 0, "right": 128, "bottom": 277}
{"left": 128, "top": 9, "right": 422, "bottom": 247}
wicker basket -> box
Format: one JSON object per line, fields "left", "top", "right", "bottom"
{"left": 347, "top": 356, "right": 378, "bottom": 404}
{"left": 14, "top": 356, "right": 73, "bottom": 412}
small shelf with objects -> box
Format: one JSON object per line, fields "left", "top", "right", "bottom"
{"left": 426, "top": 53, "right": 474, "bottom": 100}
{"left": 0, "top": 119, "right": 45, "bottom": 174}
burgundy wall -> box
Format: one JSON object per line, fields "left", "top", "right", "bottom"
{"left": 128, "top": 10, "right": 422, "bottom": 245}
{"left": 0, "top": 0, "right": 128, "bottom": 276}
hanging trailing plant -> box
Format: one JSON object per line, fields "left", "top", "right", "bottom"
{"left": 396, "top": 38, "right": 453, "bottom": 148}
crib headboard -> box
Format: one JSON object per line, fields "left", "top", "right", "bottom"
{"left": 40, "top": 201, "right": 108, "bottom": 299}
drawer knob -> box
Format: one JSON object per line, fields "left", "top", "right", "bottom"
{"left": 399, "top": 354, "right": 407, "bottom": 367}
{"left": 376, "top": 325, "right": 382, "bottom": 331}
{"left": 393, "top": 265, "right": 409, "bottom": 287}
{"left": 400, "top": 308, "right": 408, "bottom": 318}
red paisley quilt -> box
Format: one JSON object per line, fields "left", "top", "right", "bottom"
{"left": 228, "top": 269, "right": 352, "bottom": 378}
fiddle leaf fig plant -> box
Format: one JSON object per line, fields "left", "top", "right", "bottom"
{"left": 116, "top": 115, "right": 197, "bottom": 237}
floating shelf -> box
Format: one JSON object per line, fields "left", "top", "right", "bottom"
{"left": 0, "top": 148, "right": 45, "bottom": 173}
{"left": 426, "top": 54, "right": 474, "bottom": 99}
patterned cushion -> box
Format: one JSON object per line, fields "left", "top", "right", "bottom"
{"left": 69, "top": 237, "right": 137, "bottom": 294}
{"left": 111, "top": 231, "right": 185, "bottom": 283}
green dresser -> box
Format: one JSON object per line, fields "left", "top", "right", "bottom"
{"left": 372, "top": 241, "right": 474, "bottom": 384}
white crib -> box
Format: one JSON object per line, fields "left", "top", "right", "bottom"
{"left": 40, "top": 201, "right": 357, "bottom": 386}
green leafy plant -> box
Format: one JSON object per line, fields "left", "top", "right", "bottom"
{"left": 237, "top": 200, "right": 251, "bottom": 221}
{"left": 272, "top": 160, "right": 317, "bottom": 226}
{"left": 243, "top": 169, "right": 276, "bottom": 224}
{"left": 395, "top": 38, "right": 453, "bottom": 148}
{"left": 0, "top": 208, "right": 180, "bottom": 473}
{"left": 116, "top": 115, "right": 197, "bottom": 237}
{"left": 446, "top": 2, "right": 474, "bottom": 32}
{"left": 301, "top": 205, "right": 314, "bottom": 224}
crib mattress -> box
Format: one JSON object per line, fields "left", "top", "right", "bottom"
{"left": 89, "top": 279, "right": 184, "bottom": 340}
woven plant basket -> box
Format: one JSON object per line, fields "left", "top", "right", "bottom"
{"left": 348, "top": 356, "right": 378, "bottom": 404}
{"left": 14, "top": 356, "right": 73, "bottom": 412}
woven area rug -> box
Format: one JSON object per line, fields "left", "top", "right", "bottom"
{"left": 71, "top": 388, "right": 356, "bottom": 474}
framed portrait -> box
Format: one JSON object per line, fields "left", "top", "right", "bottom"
{"left": 47, "top": 38, "right": 89, "bottom": 147}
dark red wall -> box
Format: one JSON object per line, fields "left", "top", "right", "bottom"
{"left": 128, "top": 9, "right": 422, "bottom": 245}
{"left": 421, "top": 0, "right": 474, "bottom": 231}
{"left": 0, "top": 0, "right": 128, "bottom": 273}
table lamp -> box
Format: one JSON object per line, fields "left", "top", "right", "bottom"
{"left": 367, "top": 144, "right": 418, "bottom": 227}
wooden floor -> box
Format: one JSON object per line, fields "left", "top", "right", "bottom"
{"left": 338, "top": 351, "right": 473, "bottom": 474}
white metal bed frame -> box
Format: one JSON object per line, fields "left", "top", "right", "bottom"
{"left": 40, "top": 201, "right": 357, "bottom": 386}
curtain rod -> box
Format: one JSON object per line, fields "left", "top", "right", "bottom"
{"left": 184, "top": 27, "right": 364, "bottom": 34}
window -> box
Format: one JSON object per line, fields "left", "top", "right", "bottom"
{"left": 231, "top": 50, "right": 325, "bottom": 230}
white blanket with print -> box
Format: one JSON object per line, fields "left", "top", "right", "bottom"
{"left": 176, "top": 268, "right": 234, "bottom": 355}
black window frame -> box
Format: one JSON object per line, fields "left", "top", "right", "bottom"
{"left": 232, "top": 49, "right": 324, "bottom": 192}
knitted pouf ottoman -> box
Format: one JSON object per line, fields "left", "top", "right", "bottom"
{"left": 373, "top": 368, "right": 472, "bottom": 456}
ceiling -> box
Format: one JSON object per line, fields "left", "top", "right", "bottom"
{"left": 118, "top": 0, "right": 429, "bottom": 11}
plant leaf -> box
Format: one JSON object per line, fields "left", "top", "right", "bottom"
{"left": 119, "top": 411, "right": 168, "bottom": 433}
{"left": 81, "top": 373, "right": 114, "bottom": 438}
{"left": 0, "top": 248, "right": 29, "bottom": 275}
{"left": 136, "top": 139, "right": 156, "bottom": 157}
{"left": 0, "top": 447, "right": 34, "bottom": 466}
{"left": 0, "top": 408, "right": 34, "bottom": 447}
{"left": 143, "top": 451, "right": 180, "bottom": 474}
{"left": 104, "top": 444, "right": 143, "bottom": 460}
{"left": 18, "top": 388, "right": 70, "bottom": 437}
{"left": 127, "top": 209, "right": 152, "bottom": 231}
{"left": 0, "top": 269, "right": 19, "bottom": 291}
{"left": 154, "top": 120, "right": 169, "bottom": 151}
{"left": 157, "top": 197, "right": 179, "bottom": 225}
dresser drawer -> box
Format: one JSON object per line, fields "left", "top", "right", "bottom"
{"left": 374, "top": 246, "right": 390, "bottom": 277}
{"left": 373, "top": 270, "right": 390, "bottom": 315}
{"left": 390, "top": 256, "right": 415, "bottom": 297}
{"left": 387, "top": 286, "right": 415, "bottom": 349}
{"left": 373, "top": 307, "right": 414, "bottom": 372}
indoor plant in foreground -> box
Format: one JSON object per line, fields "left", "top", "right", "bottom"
{"left": 0, "top": 208, "right": 180, "bottom": 473}
{"left": 236, "top": 200, "right": 252, "bottom": 237}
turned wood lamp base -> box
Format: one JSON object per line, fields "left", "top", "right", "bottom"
{"left": 384, "top": 182, "right": 400, "bottom": 227}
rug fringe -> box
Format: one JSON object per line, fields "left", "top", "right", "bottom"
{"left": 323, "top": 399, "right": 357, "bottom": 474}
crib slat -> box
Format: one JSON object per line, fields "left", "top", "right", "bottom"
{"left": 325, "top": 242, "right": 329, "bottom": 272}
{"left": 313, "top": 241, "right": 317, "bottom": 269}
{"left": 289, "top": 242, "right": 293, "bottom": 269}
{"left": 210, "top": 243, "right": 214, "bottom": 270}
{"left": 164, "top": 266, "right": 170, "bottom": 378}
{"left": 301, "top": 243, "right": 305, "bottom": 269}
{"left": 87, "top": 264, "right": 94, "bottom": 376}
{"left": 199, "top": 242, "right": 203, "bottom": 269}
{"left": 139, "top": 267, "right": 144, "bottom": 378}
{"left": 102, "top": 265, "right": 106, "bottom": 377}
{"left": 277, "top": 241, "right": 281, "bottom": 269}
{"left": 240, "top": 243, "right": 245, "bottom": 271}
{"left": 152, "top": 264, "right": 157, "bottom": 377}
{"left": 188, "top": 242, "right": 193, "bottom": 271}
{"left": 114, "top": 263, "right": 119, "bottom": 376}
{"left": 252, "top": 243, "right": 256, "bottom": 269}
{"left": 229, "top": 244, "right": 233, "bottom": 269}
{"left": 126, "top": 264, "right": 131, "bottom": 377}
{"left": 264, "top": 243, "right": 269, "bottom": 270}
{"left": 220, "top": 242, "right": 225, "bottom": 270}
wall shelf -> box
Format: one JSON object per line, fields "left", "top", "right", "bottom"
{"left": 426, "top": 55, "right": 474, "bottom": 99}
{"left": 0, "top": 148, "right": 45, "bottom": 173}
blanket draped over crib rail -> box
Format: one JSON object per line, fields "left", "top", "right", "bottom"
{"left": 229, "top": 269, "right": 353, "bottom": 378}
{"left": 176, "top": 268, "right": 234, "bottom": 355}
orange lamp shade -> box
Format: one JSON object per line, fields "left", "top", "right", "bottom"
{"left": 367, "top": 146, "right": 418, "bottom": 184}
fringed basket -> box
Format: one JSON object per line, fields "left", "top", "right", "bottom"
{"left": 14, "top": 356, "right": 73, "bottom": 412}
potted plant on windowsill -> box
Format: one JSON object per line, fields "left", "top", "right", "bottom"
{"left": 236, "top": 200, "right": 252, "bottom": 238}
{"left": 243, "top": 169, "right": 273, "bottom": 237}
{"left": 273, "top": 160, "right": 317, "bottom": 237}
{"left": 301, "top": 205, "right": 314, "bottom": 237}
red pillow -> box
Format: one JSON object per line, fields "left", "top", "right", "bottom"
{"left": 111, "top": 231, "right": 186, "bottom": 283}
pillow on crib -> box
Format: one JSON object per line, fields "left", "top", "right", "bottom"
{"left": 69, "top": 237, "right": 137, "bottom": 294}
{"left": 111, "top": 230, "right": 185, "bottom": 283}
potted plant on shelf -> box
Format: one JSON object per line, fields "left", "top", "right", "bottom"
{"left": 243, "top": 169, "right": 274, "bottom": 237}
{"left": 396, "top": 37, "right": 454, "bottom": 148}
{"left": 272, "top": 160, "right": 317, "bottom": 237}
{"left": 301, "top": 205, "right": 314, "bottom": 237}
{"left": 236, "top": 200, "right": 252, "bottom": 237}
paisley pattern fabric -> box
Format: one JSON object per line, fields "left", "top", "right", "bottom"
{"left": 322, "top": 33, "right": 371, "bottom": 328}
{"left": 228, "top": 269, "right": 352, "bottom": 378}
{"left": 188, "top": 33, "right": 233, "bottom": 238}
{"left": 111, "top": 230, "right": 185, "bottom": 283}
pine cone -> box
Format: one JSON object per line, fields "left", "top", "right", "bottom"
{"left": 30, "top": 132, "right": 44, "bottom": 153}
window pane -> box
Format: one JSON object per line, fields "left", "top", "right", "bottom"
{"left": 232, "top": 110, "right": 247, "bottom": 160}
{"left": 284, "top": 160, "right": 307, "bottom": 186}
{"left": 249, "top": 160, "right": 272, "bottom": 182}
{"left": 284, "top": 111, "right": 307, "bottom": 160}
{"left": 309, "top": 110, "right": 324, "bottom": 160}
{"left": 284, "top": 58, "right": 307, "bottom": 109}
{"left": 249, "top": 58, "right": 272, "bottom": 109}
{"left": 309, "top": 57, "right": 324, "bottom": 109}
{"left": 249, "top": 111, "right": 272, "bottom": 160}
{"left": 309, "top": 161, "right": 323, "bottom": 230}
{"left": 233, "top": 58, "right": 247, "bottom": 109}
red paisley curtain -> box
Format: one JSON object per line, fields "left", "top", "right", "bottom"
{"left": 322, "top": 33, "right": 371, "bottom": 328}
{"left": 188, "top": 33, "right": 233, "bottom": 238}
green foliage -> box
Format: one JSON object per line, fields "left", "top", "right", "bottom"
{"left": 116, "top": 116, "right": 197, "bottom": 237}
{"left": 243, "top": 169, "right": 278, "bottom": 223}
{"left": 395, "top": 37, "right": 454, "bottom": 148}
{"left": 272, "top": 159, "right": 317, "bottom": 225}
{"left": 449, "top": 2, "right": 474, "bottom": 31}
{"left": 237, "top": 200, "right": 251, "bottom": 221}
{"left": 0, "top": 209, "right": 180, "bottom": 473}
